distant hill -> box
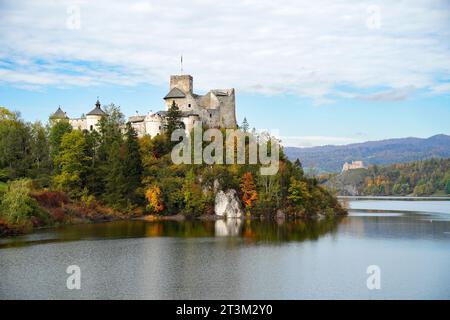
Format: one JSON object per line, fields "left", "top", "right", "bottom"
{"left": 284, "top": 134, "right": 450, "bottom": 173}
{"left": 319, "top": 158, "right": 450, "bottom": 196}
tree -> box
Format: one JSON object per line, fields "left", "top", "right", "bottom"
{"left": 240, "top": 172, "right": 257, "bottom": 210}
{"left": 241, "top": 117, "right": 249, "bottom": 133}
{"left": 30, "top": 121, "right": 51, "bottom": 177}
{"left": 104, "top": 140, "right": 128, "bottom": 209}
{"left": 145, "top": 185, "right": 164, "bottom": 213}
{"left": 182, "top": 168, "right": 205, "bottom": 215}
{"left": 164, "top": 100, "right": 184, "bottom": 139}
{"left": 53, "top": 130, "right": 91, "bottom": 198}
{"left": 123, "top": 122, "right": 143, "bottom": 204}
{"left": 97, "top": 104, "right": 124, "bottom": 161}
{"left": 287, "top": 177, "right": 310, "bottom": 208}
{"left": 48, "top": 120, "right": 72, "bottom": 167}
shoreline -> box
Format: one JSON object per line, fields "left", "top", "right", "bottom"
{"left": 338, "top": 196, "right": 450, "bottom": 201}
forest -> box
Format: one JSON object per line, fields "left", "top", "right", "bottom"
{"left": 0, "top": 104, "right": 346, "bottom": 235}
{"left": 320, "top": 158, "right": 450, "bottom": 196}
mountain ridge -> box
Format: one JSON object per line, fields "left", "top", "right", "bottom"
{"left": 284, "top": 134, "right": 450, "bottom": 173}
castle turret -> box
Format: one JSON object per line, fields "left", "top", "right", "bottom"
{"left": 49, "top": 106, "right": 69, "bottom": 124}
{"left": 86, "top": 99, "right": 106, "bottom": 131}
{"left": 170, "top": 75, "right": 193, "bottom": 94}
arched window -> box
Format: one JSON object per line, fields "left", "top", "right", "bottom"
{"left": 188, "top": 104, "right": 191, "bottom": 108}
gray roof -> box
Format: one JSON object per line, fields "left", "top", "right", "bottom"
{"left": 129, "top": 115, "right": 145, "bottom": 122}
{"left": 154, "top": 110, "right": 168, "bottom": 116}
{"left": 181, "top": 111, "right": 199, "bottom": 117}
{"left": 164, "top": 87, "right": 186, "bottom": 99}
{"left": 50, "top": 107, "right": 68, "bottom": 119}
{"left": 87, "top": 100, "right": 106, "bottom": 116}
{"left": 211, "top": 90, "right": 229, "bottom": 96}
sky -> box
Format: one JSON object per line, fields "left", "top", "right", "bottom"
{"left": 0, "top": 0, "right": 449, "bottom": 147}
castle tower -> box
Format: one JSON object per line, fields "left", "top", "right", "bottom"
{"left": 86, "top": 99, "right": 106, "bottom": 131}
{"left": 170, "top": 75, "right": 193, "bottom": 94}
{"left": 49, "top": 106, "right": 69, "bottom": 123}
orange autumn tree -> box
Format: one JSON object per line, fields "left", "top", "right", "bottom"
{"left": 145, "top": 185, "right": 164, "bottom": 214}
{"left": 240, "top": 172, "right": 257, "bottom": 210}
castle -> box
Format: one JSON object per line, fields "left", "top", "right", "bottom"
{"left": 50, "top": 74, "right": 237, "bottom": 136}
{"left": 342, "top": 160, "right": 365, "bottom": 172}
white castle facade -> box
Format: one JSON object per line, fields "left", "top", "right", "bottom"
{"left": 342, "top": 160, "right": 365, "bottom": 172}
{"left": 50, "top": 74, "right": 237, "bottom": 137}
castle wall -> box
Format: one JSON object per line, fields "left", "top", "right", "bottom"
{"left": 145, "top": 116, "right": 165, "bottom": 137}
{"left": 69, "top": 118, "right": 87, "bottom": 130}
{"left": 183, "top": 115, "right": 200, "bottom": 133}
{"left": 130, "top": 121, "right": 146, "bottom": 137}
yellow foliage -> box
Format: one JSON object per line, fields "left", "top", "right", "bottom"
{"left": 145, "top": 186, "right": 164, "bottom": 213}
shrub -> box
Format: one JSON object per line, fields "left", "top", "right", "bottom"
{"left": 31, "top": 191, "right": 68, "bottom": 208}
{"left": 0, "top": 179, "right": 39, "bottom": 227}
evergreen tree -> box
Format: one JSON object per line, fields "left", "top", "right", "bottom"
{"left": 241, "top": 117, "right": 249, "bottom": 133}
{"left": 30, "top": 122, "right": 51, "bottom": 176}
{"left": 124, "top": 122, "right": 143, "bottom": 203}
{"left": 104, "top": 140, "right": 128, "bottom": 209}
{"left": 164, "top": 100, "right": 185, "bottom": 139}
{"left": 94, "top": 104, "right": 125, "bottom": 196}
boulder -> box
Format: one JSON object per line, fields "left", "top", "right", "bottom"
{"left": 214, "top": 189, "right": 243, "bottom": 218}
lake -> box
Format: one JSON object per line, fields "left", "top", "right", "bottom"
{"left": 1, "top": 199, "right": 449, "bottom": 299}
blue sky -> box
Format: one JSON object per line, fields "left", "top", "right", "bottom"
{"left": 1, "top": 0, "right": 449, "bottom": 147}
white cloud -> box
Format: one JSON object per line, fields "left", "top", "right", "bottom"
{"left": 430, "top": 83, "right": 450, "bottom": 94}
{"left": 0, "top": 0, "right": 449, "bottom": 101}
{"left": 281, "top": 135, "right": 360, "bottom": 147}
{"left": 357, "top": 86, "right": 416, "bottom": 101}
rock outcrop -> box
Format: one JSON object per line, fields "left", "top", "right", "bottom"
{"left": 214, "top": 189, "right": 243, "bottom": 218}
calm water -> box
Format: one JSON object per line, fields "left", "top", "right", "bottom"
{"left": 1, "top": 200, "right": 449, "bottom": 299}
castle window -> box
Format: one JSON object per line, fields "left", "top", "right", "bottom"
{"left": 188, "top": 104, "right": 191, "bottom": 108}
{"left": 209, "top": 113, "right": 212, "bottom": 118}
{"left": 90, "top": 125, "right": 93, "bottom": 131}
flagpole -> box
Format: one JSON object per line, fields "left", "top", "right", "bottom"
{"left": 181, "top": 55, "right": 183, "bottom": 74}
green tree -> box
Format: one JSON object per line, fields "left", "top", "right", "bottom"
{"left": 241, "top": 117, "right": 249, "bottom": 133}
{"left": 104, "top": 140, "right": 128, "bottom": 209}
{"left": 287, "top": 177, "right": 310, "bottom": 209}
{"left": 53, "top": 130, "right": 91, "bottom": 198}
{"left": 97, "top": 104, "right": 124, "bottom": 161}
{"left": 48, "top": 120, "right": 72, "bottom": 168}
{"left": 164, "top": 100, "right": 185, "bottom": 139}
{"left": 124, "top": 122, "right": 143, "bottom": 203}
{"left": 29, "top": 121, "right": 51, "bottom": 177}
{"left": 0, "top": 107, "right": 32, "bottom": 179}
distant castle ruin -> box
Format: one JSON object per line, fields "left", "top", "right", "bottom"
{"left": 50, "top": 74, "right": 237, "bottom": 137}
{"left": 342, "top": 160, "right": 365, "bottom": 172}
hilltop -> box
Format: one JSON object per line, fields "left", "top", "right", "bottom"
{"left": 285, "top": 134, "right": 450, "bottom": 173}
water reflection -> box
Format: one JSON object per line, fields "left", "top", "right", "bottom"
{"left": 214, "top": 219, "right": 242, "bottom": 236}
{"left": 0, "top": 216, "right": 343, "bottom": 249}
{"left": 2, "top": 200, "right": 450, "bottom": 299}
